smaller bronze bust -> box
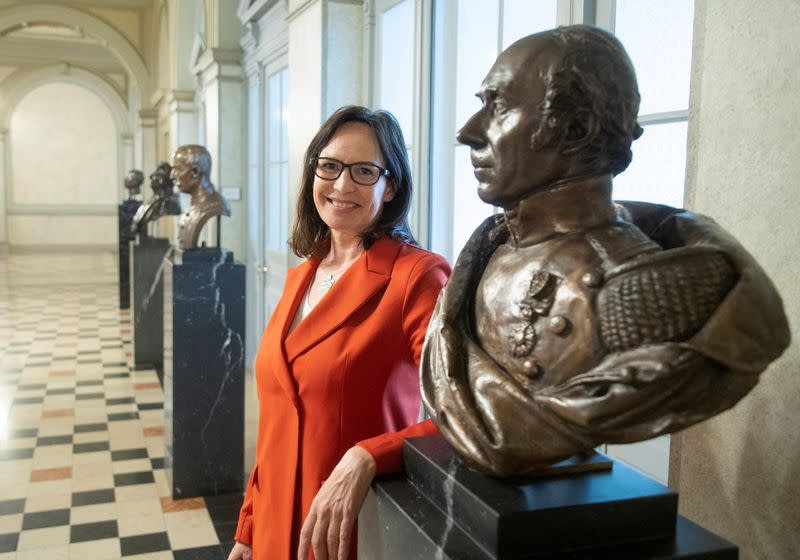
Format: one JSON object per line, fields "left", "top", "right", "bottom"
{"left": 131, "top": 163, "right": 182, "bottom": 234}
{"left": 124, "top": 169, "right": 144, "bottom": 200}
{"left": 171, "top": 144, "right": 231, "bottom": 250}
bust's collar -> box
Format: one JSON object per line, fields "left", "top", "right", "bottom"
{"left": 502, "top": 174, "right": 617, "bottom": 247}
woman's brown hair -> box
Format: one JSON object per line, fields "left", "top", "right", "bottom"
{"left": 288, "top": 105, "right": 417, "bottom": 258}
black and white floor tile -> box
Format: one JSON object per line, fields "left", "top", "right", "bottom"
{"left": 0, "top": 253, "right": 243, "bottom": 559}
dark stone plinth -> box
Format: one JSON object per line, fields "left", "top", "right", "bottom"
{"left": 163, "top": 248, "right": 245, "bottom": 499}
{"left": 359, "top": 435, "right": 737, "bottom": 559}
{"left": 130, "top": 236, "right": 171, "bottom": 375}
{"left": 118, "top": 200, "right": 142, "bottom": 309}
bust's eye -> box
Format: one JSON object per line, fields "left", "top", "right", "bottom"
{"left": 491, "top": 97, "right": 508, "bottom": 114}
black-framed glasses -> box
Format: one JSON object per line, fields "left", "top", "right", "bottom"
{"left": 312, "top": 157, "right": 390, "bottom": 186}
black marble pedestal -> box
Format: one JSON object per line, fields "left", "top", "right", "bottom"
{"left": 163, "top": 248, "right": 245, "bottom": 498}
{"left": 118, "top": 200, "right": 142, "bottom": 309}
{"left": 130, "top": 236, "right": 171, "bottom": 376}
{"left": 359, "top": 435, "right": 737, "bottom": 559}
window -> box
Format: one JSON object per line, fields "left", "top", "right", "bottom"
{"left": 266, "top": 67, "right": 289, "bottom": 252}
{"left": 373, "top": 0, "right": 429, "bottom": 242}
{"left": 609, "top": 0, "right": 695, "bottom": 208}
{"left": 430, "top": 0, "right": 561, "bottom": 261}
{"left": 368, "top": 1, "right": 695, "bottom": 481}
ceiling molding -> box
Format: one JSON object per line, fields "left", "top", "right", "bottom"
{"left": 0, "top": 35, "right": 124, "bottom": 73}
{"left": 0, "top": 3, "right": 151, "bottom": 106}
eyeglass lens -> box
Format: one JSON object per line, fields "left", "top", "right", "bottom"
{"left": 315, "top": 158, "right": 384, "bottom": 186}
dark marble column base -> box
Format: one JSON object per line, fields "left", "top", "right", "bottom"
{"left": 130, "top": 236, "right": 172, "bottom": 378}
{"left": 163, "top": 247, "right": 245, "bottom": 499}
{"left": 359, "top": 435, "right": 737, "bottom": 559}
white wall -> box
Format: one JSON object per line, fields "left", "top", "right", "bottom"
{"left": 7, "top": 82, "right": 117, "bottom": 248}
{"left": 671, "top": 1, "right": 800, "bottom": 558}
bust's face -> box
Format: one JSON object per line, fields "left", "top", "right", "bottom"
{"left": 170, "top": 153, "right": 196, "bottom": 194}
{"left": 124, "top": 172, "right": 142, "bottom": 191}
{"left": 456, "top": 35, "right": 566, "bottom": 209}
{"left": 150, "top": 168, "right": 170, "bottom": 195}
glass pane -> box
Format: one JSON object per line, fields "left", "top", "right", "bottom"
{"left": 268, "top": 71, "right": 282, "bottom": 162}
{"left": 455, "top": 0, "right": 499, "bottom": 134}
{"left": 267, "top": 163, "right": 281, "bottom": 250}
{"left": 280, "top": 162, "right": 289, "bottom": 246}
{"left": 612, "top": 121, "right": 688, "bottom": 208}
{"left": 452, "top": 145, "right": 494, "bottom": 258}
{"left": 502, "top": 0, "right": 558, "bottom": 49}
{"left": 380, "top": 0, "right": 415, "bottom": 143}
{"left": 614, "top": 0, "right": 694, "bottom": 115}
{"left": 280, "top": 68, "right": 289, "bottom": 162}
{"left": 248, "top": 84, "right": 259, "bottom": 163}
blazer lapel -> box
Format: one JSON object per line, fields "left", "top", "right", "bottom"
{"left": 285, "top": 238, "right": 401, "bottom": 362}
{"left": 267, "top": 260, "right": 316, "bottom": 408}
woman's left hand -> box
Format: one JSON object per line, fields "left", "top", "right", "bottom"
{"left": 298, "top": 446, "right": 377, "bottom": 560}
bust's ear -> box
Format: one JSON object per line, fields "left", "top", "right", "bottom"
{"left": 561, "top": 109, "right": 599, "bottom": 155}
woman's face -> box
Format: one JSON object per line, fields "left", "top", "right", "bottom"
{"left": 313, "top": 122, "right": 395, "bottom": 238}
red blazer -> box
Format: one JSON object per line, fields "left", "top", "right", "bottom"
{"left": 235, "top": 238, "right": 449, "bottom": 559}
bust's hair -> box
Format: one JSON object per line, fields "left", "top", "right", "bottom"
{"left": 126, "top": 169, "right": 144, "bottom": 184}
{"left": 175, "top": 144, "right": 212, "bottom": 177}
{"left": 289, "top": 105, "right": 417, "bottom": 258}
{"left": 533, "top": 25, "right": 643, "bottom": 176}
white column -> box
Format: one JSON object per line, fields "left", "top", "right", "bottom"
{"left": 166, "top": 90, "right": 198, "bottom": 152}
{"left": 0, "top": 128, "right": 8, "bottom": 251}
{"left": 194, "top": 48, "right": 245, "bottom": 257}
{"left": 120, "top": 132, "right": 135, "bottom": 200}
{"left": 137, "top": 110, "right": 158, "bottom": 178}
{"left": 671, "top": 1, "right": 800, "bottom": 558}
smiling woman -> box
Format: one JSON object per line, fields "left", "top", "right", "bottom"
{"left": 227, "top": 106, "right": 450, "bottom": 560}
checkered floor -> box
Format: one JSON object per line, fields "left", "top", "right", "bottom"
{"left": 0, "top": 252, "right": 242, "bottom": 559}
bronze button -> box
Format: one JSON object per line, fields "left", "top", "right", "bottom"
{"left": 521, "top": 359, "right": 540, "bottom": 377}
{"left": 581, "top": 270, "right": 602, "bottom": 288}
{"left": 548, "top": 315, "right": 568, "bottom": 334}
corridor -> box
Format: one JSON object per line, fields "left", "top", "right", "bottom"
{"left": 0, "top": 252, "right": 240, "bottom": 559}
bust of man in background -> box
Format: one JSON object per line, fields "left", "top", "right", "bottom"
{"left": 131, "top": 162, "right": 181, "bottom": 234}
{"left": 124, "top": 169, "right": 144, "bottom": 200}
{"left": 171, "top": 144, "right": 231, "bottom": 250}
{"left": 420, "top": 25, "right": 789, "bottom": 476}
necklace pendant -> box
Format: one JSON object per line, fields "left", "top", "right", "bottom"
{"left": 319, "top": 274, "right": 336, "bottom": 292}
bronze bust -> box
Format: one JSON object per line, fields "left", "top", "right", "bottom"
{"left": 131, "top": 163, "right": 182, "bottom": 234}
{"left": 420, "top": 25, "right": 790, "bottom": 476}
{"left": 171, "top": 144, "right": 231, "bottom": 250}
{"left": 124, "top": 169, "right": 144, "bottom": 200}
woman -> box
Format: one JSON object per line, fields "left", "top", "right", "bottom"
{"left": 228, "top": 106, "right": 449, "bottom": 560}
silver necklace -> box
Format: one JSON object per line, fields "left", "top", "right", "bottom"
{"left": 318, "top": 262, "right": 350, "bottom": 292}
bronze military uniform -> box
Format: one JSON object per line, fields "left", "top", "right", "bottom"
{"left": 421, "top": 177, "right": 785, "bottom": 475}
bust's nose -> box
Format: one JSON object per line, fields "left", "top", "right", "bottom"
{"left": 457, "top": 110, "right": 486, "bottom": 148}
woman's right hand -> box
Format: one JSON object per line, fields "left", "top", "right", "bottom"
{"left": 228, "top": 541, "right": 253, "bottom": 560}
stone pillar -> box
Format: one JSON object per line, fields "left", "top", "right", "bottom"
{"left": 121, "top": 132, "right": 135, "bottom": 199}
{"left": 138, "top": 109, "right": 158, "bottom": 179}
{"left": 286, "top": 0, "right": 363, "bottom": 264}
{"left": 165, "top": 90, "right": 197, "bottom": 152}
{"left": 670, "top": 2, "right": 800, "bottom": 559}
{"left": 0, "top": 128, "right": 8, "bottom": 252}
{"left": 194, "top": 48, "right": 245, "bottom": 258}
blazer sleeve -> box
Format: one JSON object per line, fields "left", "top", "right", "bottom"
{"left": 357, "top": 252, "right": 450, "bottom": 474}
{"left": 234, "top": 465, "right": 258, "bottom": 544}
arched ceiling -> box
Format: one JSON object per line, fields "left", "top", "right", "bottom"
{"left": 0, "top": 3, "right": 152, "bottom": 107}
